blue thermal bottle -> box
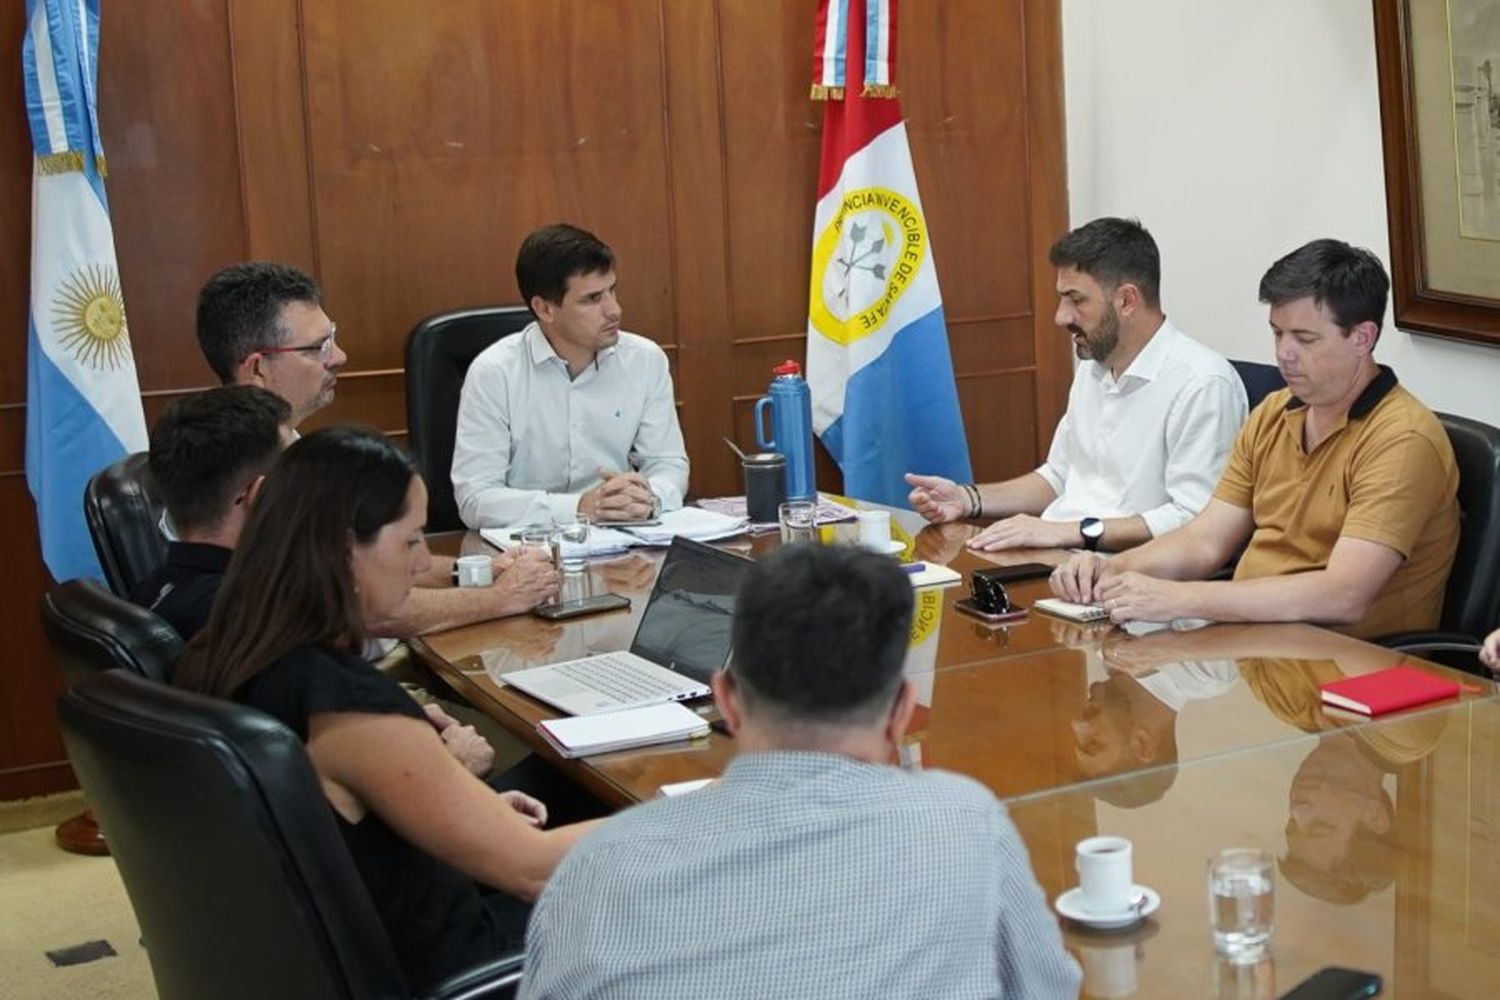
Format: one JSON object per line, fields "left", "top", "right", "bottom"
{"left": 753, "top": 360, "right": 817, "bottom": 501}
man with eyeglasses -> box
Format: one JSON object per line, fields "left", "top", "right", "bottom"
{"left": 196, "top": 261, "right": 348, "bottom": 427}
{"left": 192, "top": 262, "right": 561, "bottom": 635}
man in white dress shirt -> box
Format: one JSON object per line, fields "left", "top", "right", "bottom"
{"left": 906, "top": 217, "right": 1247, "bottom": 552}
{"left": 452, "top": 224, "right": 690, "bottom": 527}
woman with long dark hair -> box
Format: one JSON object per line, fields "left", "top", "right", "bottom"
{"left": 176, "top": 425, "right": 598, "bottom": 990}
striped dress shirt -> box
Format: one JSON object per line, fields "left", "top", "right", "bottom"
{"left": 520, "top": 751, "right": 1080, "bottom": 999}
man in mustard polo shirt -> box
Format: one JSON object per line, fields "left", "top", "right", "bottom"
{"left": 1051, "top": 239, "right": 1459, "bottom": 640}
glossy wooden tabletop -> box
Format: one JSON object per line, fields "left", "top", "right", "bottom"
{"left": 1008, "top": 697, "right": 1500, "bottom": 997}
{"left": 416, "top": 512, "right": 1494, "bottom": 808}
{"left": 415, "top": 511, "right": 1500, "bottom": 997}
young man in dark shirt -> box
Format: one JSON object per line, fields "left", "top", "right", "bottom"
{"left": 131, "top": 386, "right": 291, "bottom": 639}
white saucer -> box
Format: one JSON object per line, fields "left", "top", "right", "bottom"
{"left": 867, "top": 538, "right": 907, "bottom": 555}
{"left": 1054, "top": 885, "right": 1160, "bottom": 930}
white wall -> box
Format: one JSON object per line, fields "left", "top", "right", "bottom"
{"left": 1062, "top": 0, "right": 1500, "bottom": 426}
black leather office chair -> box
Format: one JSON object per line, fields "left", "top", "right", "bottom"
{"left": 58, "top": 670, "right": 524, "bottom": 1000}
{"left": 1376, "top": 412, "right": 1500, "bottom": 676}
{"left": 85, "top": 451, "right": 168, "bottom": 597}
{"left": 41, "top": 578, "right": 182, "bottom": 686}
{"left": 405, "top": 306, "right": 532, "bottom": 532}
{"left": 1230, "top": 359, "right": 1286, "bottom": 411}
{"left": 41, "top": 578, "right": 184, "bottom": 854}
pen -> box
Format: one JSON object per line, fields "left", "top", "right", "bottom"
{"left": 901, "top": 562, "right": 926, "bottom": 574}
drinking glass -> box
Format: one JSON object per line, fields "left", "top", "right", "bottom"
{"left": 778, "top": 500, "right": 817, "bottom": 545}
{"left": 518, "top": 524, "right": 555, "bottom": 566}
{"left": 554, "top": 514, "right": 590, "bottom": 573}
{"left": 1208, "top": 848, "right": 1274, "bottom": 962}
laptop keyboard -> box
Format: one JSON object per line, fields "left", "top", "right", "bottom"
{"left": 554, "top": 654, "right": 689, "bottom": 703}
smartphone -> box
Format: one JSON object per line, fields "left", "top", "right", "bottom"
{"left": 975, "top": 563, "right": 1054, "bottom": 585}
{"left": 532, "top": 593, "right": 631, "bottom": 620}
{"left": 1279, "top": 967, "right": 1382, "bottom": 1000}
{"left": 955, "top": 598, "right": 1027, "bottom": 625}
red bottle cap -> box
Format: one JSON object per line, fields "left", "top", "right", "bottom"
{"left": 772, "top": 360, "right": 802, "bottom": 376}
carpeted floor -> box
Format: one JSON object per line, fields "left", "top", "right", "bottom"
{"left": 0, "top": 792, "right": 154, "bottom": 1000}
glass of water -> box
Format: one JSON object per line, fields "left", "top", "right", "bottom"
{"left": 554, "top": 514, "right": 590, "bottom": 573}
{"left": 1208, "top": 847, "right": 1274, "bottom": 962}
{"left": 778, "top": 500, "right": 817, "bottom": 545}
{"left": 518, "top": 524, "right": 554, "bottom": 564}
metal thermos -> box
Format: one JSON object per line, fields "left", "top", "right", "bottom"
{"left": 742, "top": 452, "right": 787, "bottom": 523}
{"left": 753, "top": 360, "right": 817, "bottom": 501}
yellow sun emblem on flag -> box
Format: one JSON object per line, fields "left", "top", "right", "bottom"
{"left": 52, "top": 264, "right": 132, "bottom": 370}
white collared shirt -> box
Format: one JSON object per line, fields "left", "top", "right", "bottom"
{"left": 1036, "top": 319, "right": 1247, "bottom": 537}
{"left": 452, "top": 322, "right": 689, "bottom": 527}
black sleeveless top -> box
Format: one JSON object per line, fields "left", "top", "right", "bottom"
{"left": 235, "top": 645, "right": 504, "bottom": 991}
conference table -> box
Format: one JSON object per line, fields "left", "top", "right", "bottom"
{"left": 413, "top": 505, "right": 1500, "bottom": 998}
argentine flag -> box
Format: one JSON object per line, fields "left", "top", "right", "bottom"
{"left": 23, "top": 0, "right": 146, "bottom": 582}
{"left": 805, "top": 0, "right": 971, "bottom": 507}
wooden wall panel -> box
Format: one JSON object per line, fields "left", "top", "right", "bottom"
{"left": 97, "top": 0, "right": 247, "bottom": 392}
{"left": 718, "top": 1, "right": 823, "bottom": 344}
{"left": 0, "top": 0, "right": 1068, "bottom": 799}
{"left": 298, "top": 0, "right": 679, "bottom": 374}
{"left": 901, "top": 0, "right": 1034, "bottom": 323}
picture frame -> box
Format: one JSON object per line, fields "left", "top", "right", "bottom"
{"left": 1374, "top": 0, "right": 1500, "bottom": 347}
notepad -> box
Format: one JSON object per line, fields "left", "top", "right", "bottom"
{"left": 656, "top": 778, "right": 715, "bottom": 798}
{"left": 1032, "top": 597, "right": 1111, "bottom": 623}
{"left": 1318, "top": 666, "right": 1461, "bottom": 717}
{"left": 537, "top": 702, "right": 711, "bottom": 758}
{"left": 905, "top": 563, "right": 962, "bottom": 588}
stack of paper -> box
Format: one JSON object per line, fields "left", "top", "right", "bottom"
{"left": 479, "top": 507, "right": 747, "bottom": 557}
{"left": 536, "top": 702, "right": 711, "bottom": 758}
{"left": 624, "top": 507, "right": 747, "bottom": 545}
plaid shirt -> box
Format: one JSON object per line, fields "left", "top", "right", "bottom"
{"left": 521, "top": 751, "right": 1080, "bottom": 999}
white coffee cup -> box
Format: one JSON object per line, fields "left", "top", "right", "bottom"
{"left": 455, "top": 554, "right": 493, "bottom": 588}
{"left": 856, "top": 509, "right": 892, "bottom": 551}
{"left": 1075, "top": 835, "right": 1134, "bottom": 914}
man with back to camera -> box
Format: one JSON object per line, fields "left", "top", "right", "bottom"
{"left": 194, "top": 261, "right": 560, "bottom": 631}
{"left": 451, "top": 223, "right": 690, "bottom": 527}
{"left": 1051, "top": 239, "right": 1460, "bottom": 640}
{"left": 519, "top": 544, "right": 1080, "bottom": 999}
{"left": 906, "top": 217, "right": 1247, "bottom": 553}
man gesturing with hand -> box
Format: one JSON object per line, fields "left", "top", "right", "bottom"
{"left": 906, "top": 218, "right": 1245, "bottom": 554}
{"left": 453, "top": 224, "right": 687, "bottom": 527}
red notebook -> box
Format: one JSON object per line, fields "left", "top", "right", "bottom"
{"left": 1319, "top": 666, "right": 1461, "bottom": 716}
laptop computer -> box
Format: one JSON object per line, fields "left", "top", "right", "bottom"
{"left": 499, "top": 537, "right": 750, "bottom": 716}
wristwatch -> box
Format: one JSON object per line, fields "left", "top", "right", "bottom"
{"left": 1080, "top": 517, "right": 1105, "bottom": 552}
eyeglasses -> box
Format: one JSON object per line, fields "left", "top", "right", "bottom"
{"left": 259, "top": 324, "right": 338, "bottom": 362}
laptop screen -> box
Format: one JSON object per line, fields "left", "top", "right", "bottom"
{"left": 628, "top": 537, "right": 750, "bottom": 683}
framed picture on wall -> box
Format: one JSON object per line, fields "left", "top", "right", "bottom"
{"left": 1375, "top": 0, "right": 1500, "bottom": 347}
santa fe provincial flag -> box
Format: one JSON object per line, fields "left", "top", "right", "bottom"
{"left": 23, "top": 0, "right": 147, "bottom": 582}
{"left": 805, "top": 0, "right": 971, "bottom": 507}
